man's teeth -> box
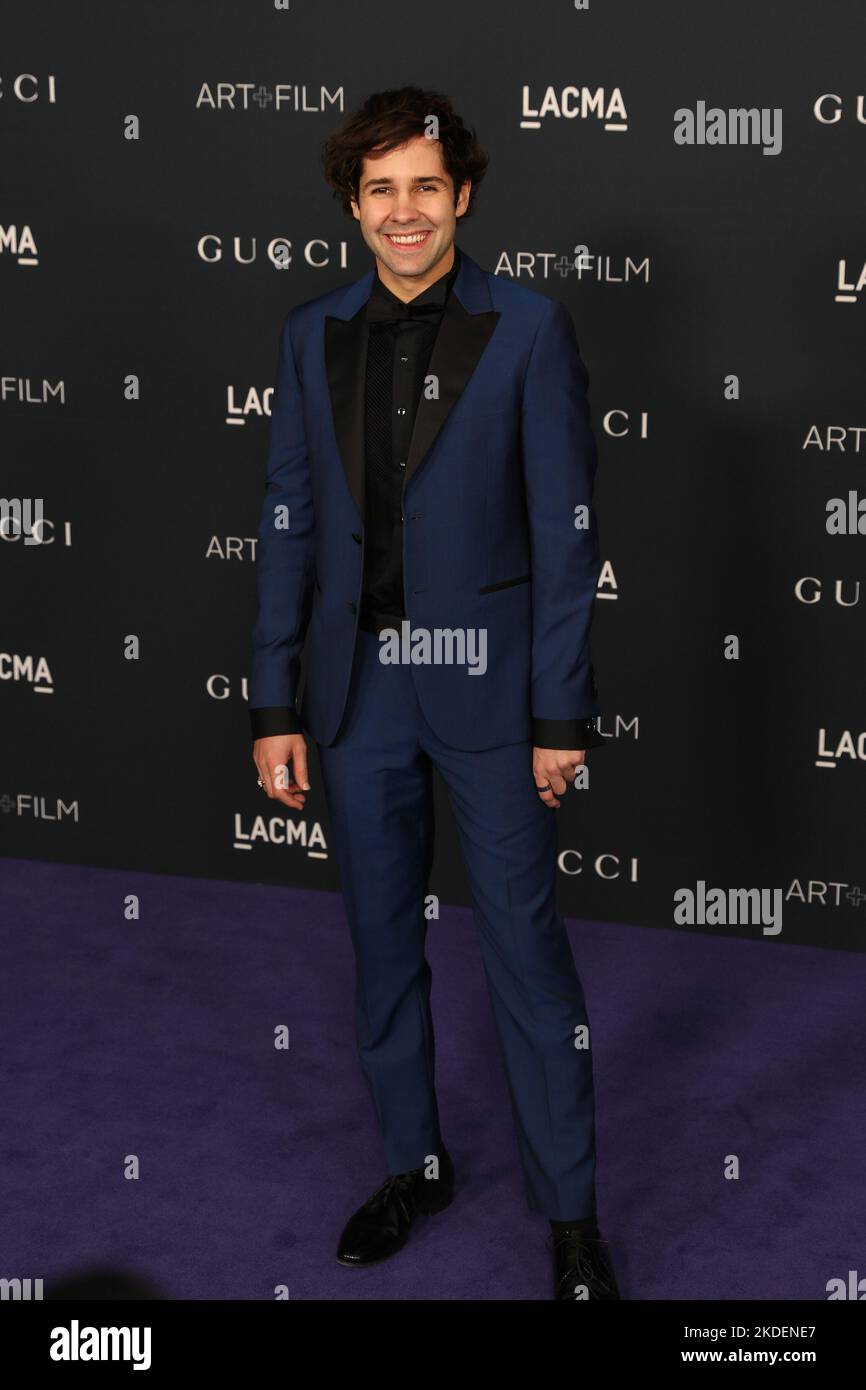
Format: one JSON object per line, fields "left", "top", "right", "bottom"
{"left": 386, "top": 232, "right": 429, "bottom": 244}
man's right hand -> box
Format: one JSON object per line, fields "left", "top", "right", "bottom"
{"left": 252, "top": 734, "right": 310, "bottom": 810}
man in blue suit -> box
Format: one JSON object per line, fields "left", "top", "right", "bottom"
{"left": 249, "top": 87, "right": 619, "bottom": 1300}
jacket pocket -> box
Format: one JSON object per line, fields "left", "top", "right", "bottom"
{"left": 478, "top": 573, "right": 531, "bottom": 595}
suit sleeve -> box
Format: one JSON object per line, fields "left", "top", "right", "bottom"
{"left": 248, "top": 309, "right": 316, "bottom": 740}
{"left": 521, "top": 297, "right": 604, "bottom": 747}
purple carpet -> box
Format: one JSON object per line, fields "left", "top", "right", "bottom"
{"left": 1, "top": 856, "right": 862, "bottom": 1300}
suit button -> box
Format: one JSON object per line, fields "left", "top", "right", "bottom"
{"left": 351, "top": 532, "right": 361, "bottom": 544}
{"left": 346, "top": 601, "right": 357, "bottom": 613}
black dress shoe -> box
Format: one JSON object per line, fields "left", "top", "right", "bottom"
{"left": 336, "top": 1148, "right": 455, "bottom": 1267}
{"left": 550, "top": 1227, "right": 621, "bottom": 1300}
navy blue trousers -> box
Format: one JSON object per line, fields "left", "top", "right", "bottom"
{"left": 317, "top": 627, "right": 598, "bottom": 1220}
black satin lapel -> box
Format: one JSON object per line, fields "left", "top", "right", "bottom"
{"left": 325, "top": 307, "right": 368, "bottom": 525}
{"left": 404, "top": 293, "right": 501, "bottom": 489}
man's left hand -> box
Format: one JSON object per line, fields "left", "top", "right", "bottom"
{"left": 533, "top": 747, "right": 587, "bottom": 808}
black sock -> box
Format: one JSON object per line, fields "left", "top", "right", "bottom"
{"left": 550, "top": 1215, "right": 599, "bottom": 1237}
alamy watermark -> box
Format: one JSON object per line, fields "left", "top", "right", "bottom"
{"left": 0, "top": 1276, "right": 43, "bottom": 1299}
{"left": 0, "top": 497, "right": 45, "bottom": 544}
{"left": 674, "top": 102, "right": 782, "bottom": 156}
{"left": 674, "top": 881, "right": 783, "bottom": 935}
{"left": 378, "top": 622, "right": 487, "bottom": 675}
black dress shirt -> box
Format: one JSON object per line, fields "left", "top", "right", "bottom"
{"left": 250, "top": 248, "right": 604, "bottom": 751}
{"left": 358, "top": 247, "right": 462, "bottom": 634}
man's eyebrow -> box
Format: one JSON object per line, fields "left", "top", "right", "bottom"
{"left": 361, "top": 174, "right": 448, "bottom": 191}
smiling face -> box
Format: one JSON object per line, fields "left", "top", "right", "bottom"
{"left": 350, "top": 133, "right": 471, "bottom": 300}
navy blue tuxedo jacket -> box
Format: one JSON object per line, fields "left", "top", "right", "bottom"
{"left": 249, "top": 248, "right": 604, "bottom": 751}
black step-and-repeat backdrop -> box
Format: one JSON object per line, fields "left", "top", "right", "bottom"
{"left": 3, "top": 2, "right": 863, "bottom": 950}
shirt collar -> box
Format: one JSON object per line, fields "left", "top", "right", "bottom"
{"left": 366, "top": 246, "right": 461, "bottom": 321}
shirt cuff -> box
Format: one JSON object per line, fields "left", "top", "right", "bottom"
{"left": 532, "top": 716, "right": 606, "bottom": 750}
{"left": 250, "top": 706, "right": 304, "bottom": 740}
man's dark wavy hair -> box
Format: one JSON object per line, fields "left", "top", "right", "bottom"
{"left": 321, "top": 86, "right": 489, "bottom": 219}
